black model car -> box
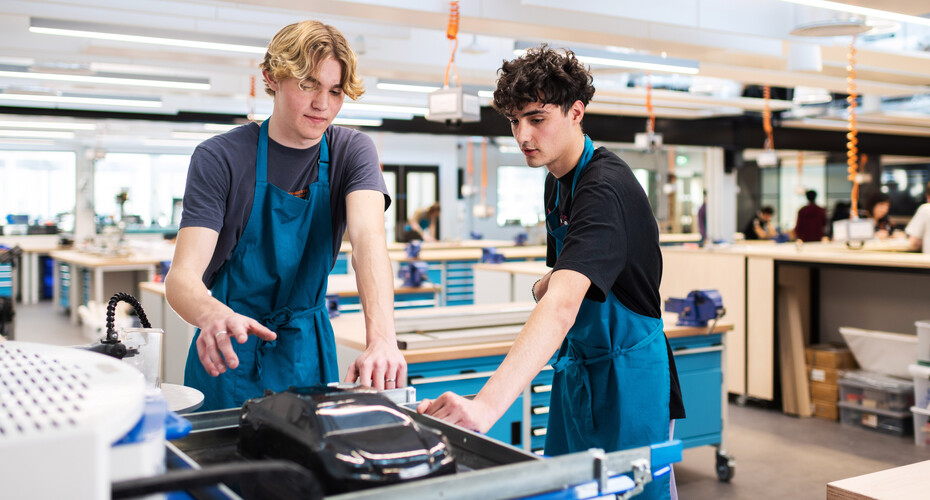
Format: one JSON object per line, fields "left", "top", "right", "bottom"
{"left": 238, "top": 386, "right": 456, "bottom": 494}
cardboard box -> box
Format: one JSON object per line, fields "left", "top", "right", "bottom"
{"left": 812, "top": 399, "right": 839, "bottom": 420}
{"left": 810, "top": 366, "right": 842, "bottom": 385}
{"left": 809, "top": 344, "right": 857, "bottom": 369}
{"left": 811, "top": 381, "right": 839, "bottom": 402}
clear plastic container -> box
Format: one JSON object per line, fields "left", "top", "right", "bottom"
{"left": 121, "top": 327, "right": 164, "bottom": 388}
{"left": 838, "top": 371, "right": 914, "bottom": 412}
{"left": 909, "top": 364, "right": 930, "bottom": 410}
{"left": 912, "top": 406, "right": 930, "bottom": 447}
{"left": 839, "top": 402, "right": 912, "bottom": 436}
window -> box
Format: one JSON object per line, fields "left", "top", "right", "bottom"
{"left": 94, "top": 153, "right": 189, "bottom": 226}
{"left": 496, "top": 165, "right": 546, "bottom": 226}
{"left": 0, "top": 151, "right": 76, "bottom": 224}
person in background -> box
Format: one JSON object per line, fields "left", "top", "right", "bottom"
{"left": 165, "top": 20, "right": 405, "bottom": 411}
{"left": 792, "top": 190, "right": 826, "bottom": 242}
{"left": 417, "top": 45, "right": 682, "bottom": 500}
{"left": 404, "top": 202, "right": 440, "bottom": 242}
{"left": 868, "top": 192, "right": 904, "bottom": 240}
{"left": 743, "top": 205, "right": 777, "bottom": 240}
{"left": 906, "top": 181, "right": 930, "bottom": 253}
{"left": 697, "top": 190, "right": 707, "bottom": 245}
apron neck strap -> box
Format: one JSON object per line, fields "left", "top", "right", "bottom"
{"left": 257, "top": 119, "right": 330, "bottom": 184}
{"left": 555, "top": 134, "right": 594, "bottom": 208}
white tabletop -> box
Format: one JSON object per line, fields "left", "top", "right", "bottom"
{"left": 161, "top": 383, "right": 204, "bottom": 414}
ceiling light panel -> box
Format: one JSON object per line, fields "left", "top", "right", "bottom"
{"left": 514, "top": 42, "right": 700, "bottom": 75}
{"left": 0, "top": 120, "right": 95, "bottom": 130}
{"left": 0, "top": 90, "right": 162, "bottom": 108}
{"left": 29, "top": 17, "right": 268, "bottom": 54}
{"left": 780, "top": 0, "right": 930, "bottom": 27}
{"left": 0, "top": 64, "right": 209, "bottom": 90}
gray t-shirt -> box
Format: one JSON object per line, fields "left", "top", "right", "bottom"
{"left": 180, "top": 122, "right": 390, "bottom": 287}
{"left": 906, "top": 203, "right": 930, "bottom": 253}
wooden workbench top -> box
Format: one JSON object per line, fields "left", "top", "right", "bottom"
{"left": 390, "top": 245, "right": 546, "bottom": 262}
{"left": 827, "top": 459, "right": 930, "bottom": 500}
{"left": 140, "top": 275, "right": 440, "bottom": 299}
{"left": 660, "top": 242, "right": 930, "bottom": 270}
{"left": 50, "top": 249, "right": 167, "bottom": 267}
{"left": 333, "top": 303, "right": 732, "bottom": 364}
{"left": 473, "top": 261, "right": 549, "bottom": 276}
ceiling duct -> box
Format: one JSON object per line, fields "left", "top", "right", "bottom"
{"left": 790, "top": 7, "right": 871, "bottom": 37}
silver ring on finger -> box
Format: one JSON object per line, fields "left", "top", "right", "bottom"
{"left": 385, "top": 378, "right": 395, "bottom": 383}
{"left": 214, "top": 330, "right": 229, "bottom": 339}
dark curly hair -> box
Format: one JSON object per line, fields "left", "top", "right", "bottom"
{"left": 492, "top": 44, "right": 595, "bottom": 117}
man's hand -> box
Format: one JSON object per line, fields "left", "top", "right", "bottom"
{"left": 196, "top": 312, "right": 277, "bottom": 377}
{"left": 417, "top": 393, "right": 496, "bottom": 434}
{"left": 345, "top": 338, "right": 407, "bottom": 390}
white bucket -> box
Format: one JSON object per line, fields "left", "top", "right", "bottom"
{"left": 916, "top": 320, "right": 930, "bottom": 366}
{"left": 912, "top": 406, "right": 930, "bottom": 447}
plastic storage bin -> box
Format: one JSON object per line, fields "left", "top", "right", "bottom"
{"left": 839, "top": 371, "right": 914, "bottom": 412}
{"left": 917, "top": 320, "right": 930, "bottom": 366}
{"left": 910, "top": 364, "right": 930, "bottom": 410}
{"left": 912, "top": 406, "right": 930, "bottom": 446}
{"left": 839, "top": 402, "right": 912, "bottom": 436}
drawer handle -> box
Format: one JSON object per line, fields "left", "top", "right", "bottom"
{"left": 408, "top": 370, "right": 496, "bottom": 385}
{"left": 532, "top": 427, "right": 547, "bottom": 437}
{"left": 532, "top": 406, "right": 549, "bottom": 415}
{"left": 531, "top": 384, "right": 552, "bottom": 393}
{"left": 673, "top": 345, "right": 724, "bottom": 356}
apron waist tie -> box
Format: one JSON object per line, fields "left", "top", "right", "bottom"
{"left": 552, "top": 347, "right": 621, "bottom": 373}
{"left": 255, "top": 302, "right": 327, "bottom": 379}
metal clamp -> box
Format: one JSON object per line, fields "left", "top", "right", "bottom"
{"left": 616, "top": 458, "right": 651, "bottom": 500}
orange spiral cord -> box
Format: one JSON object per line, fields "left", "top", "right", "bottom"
{"left": 443, "top": 1, "right": 461, "bottom": 88}
{"left": 763, "top": 85, "right": 774, "bottom": 150}
{"left": 646, "top": 73, "right": 655, "bottom": 134}
{"left": 846, "top": 36, "right": 859, "bottom": 218}
{"left": 797, "top": 150, "right": 804, "bottom": 178}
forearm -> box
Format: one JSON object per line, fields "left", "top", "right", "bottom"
{"left": 352, "top": 236, "right": 397, "bottom": 344}
{"left": 474, "top": 290, "right": 576, "bottom": 421}
{"left": 164, "top": 267, "right": 232, "bottom": 328}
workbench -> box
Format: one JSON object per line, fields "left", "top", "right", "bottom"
{"left": 826, "top": 459, "right": 930, "bottom": 500}
{"left": 331, "top": 303, "right": 733, "bottom": 470}
{"left": 661, "top": 242, "right": 930, "bottom": 403}
{"left": 140, "top": 276, "right": 442, "bottom": 385}
{"left": 389, "top": 245, "right": 546, "bottom": 307}
{"left": 50, "top": 249, "right": 165, "bottom": 325}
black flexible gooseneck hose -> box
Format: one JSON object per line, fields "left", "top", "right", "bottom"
{"left": 104, "top": 292, "right": 151, "bottom": 344}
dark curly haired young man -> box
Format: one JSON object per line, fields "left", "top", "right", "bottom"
{"left": 419, "top": 45, "right": 682, "bottom": 500}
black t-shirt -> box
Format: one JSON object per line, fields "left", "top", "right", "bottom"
{"left": 180, "top": 122, "right": 390, "bottom": 288}
{"left": 545, "top": 147, "right": 685, "bottom": 420}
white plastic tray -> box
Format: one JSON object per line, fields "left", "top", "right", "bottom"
{"left": 839, "top": 326, "right": 917, "bottom": 379}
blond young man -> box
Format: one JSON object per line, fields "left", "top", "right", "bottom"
{"left": 166, "top": 20, "right": 404, "bottom": 410}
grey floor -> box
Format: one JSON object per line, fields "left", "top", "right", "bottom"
{"left": 9, "top": 301, "right": 930, "bottom": 499}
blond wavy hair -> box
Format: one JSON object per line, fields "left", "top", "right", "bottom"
{"left": 259, "top": 20, "right": 364, "bottom": 100}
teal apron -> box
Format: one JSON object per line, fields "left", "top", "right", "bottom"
{"left": 184, "top": 119, "right": 339, "bottom": 411}
{"left": 543, "top": 136, "right": 671, "bottom": 499}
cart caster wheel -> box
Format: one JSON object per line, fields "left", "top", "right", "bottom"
{"left": 715, "top": 451, "right": 735, "bottom": 482}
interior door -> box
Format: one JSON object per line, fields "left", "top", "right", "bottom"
{"left": 382, "top": 165, "right": 439, "bottom": 242}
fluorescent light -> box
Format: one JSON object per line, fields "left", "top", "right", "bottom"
{"left": 779, "top": 0, "right": 930, "bottom": 28}
{"left": 514, "top": 43, "right": 700, "bottom": 75}
{"left": 333, "top": 117, "right": 383, "bottom": 127}
{"left": 203, "top": 123, "right": 240, "bottom": 132}
{"left": 376, "top": 83, "right": 440, "bottom": 93}
{"left": 29, "top": 17, "right": 267, "bottom": 54}
{"left": 0, "top": 130, "right": 75, "bottom": 139}
{"left": 171, "top": 131, "right": 218, "bottom": 140}
{"left": 478, "top": 90, "right": 494, "bottom": 98}
{"left": 342, "top": 102, "right": 429, "bottom": 116}
{"left": 0, "top": 64, "right": 209, "bottom": 90}
{"left": 142, "top": 139, "right": 201, "bottom": 147}
{"left": 0, "top": 120, "right": 95, "bottom": 130}
{"left": 0, "top": 91, "right": 162, "bottom": 108}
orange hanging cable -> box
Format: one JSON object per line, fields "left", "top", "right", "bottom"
{"left": 466, "top": 138, "right": 474, "bottom": 180}
{"left": 480, "top": 137, "right": 488, "bottom": 205}
{"left": 846, "top": 36, "right": 860, "bottom": 218}
{"left": 645, "top": 73, "right": 655, "bottom": 134}
{"left": 763, "top": 85, "right": 774, "bottom": 150}
{"left": 248, "top": 74, "right": 257, "bottom": 121}
{"left": 443, "top": 1, "right": 461, "bottom": 88}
